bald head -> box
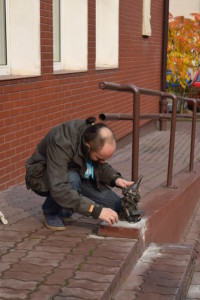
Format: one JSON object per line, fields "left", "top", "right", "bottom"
{"left": 83, "top": 122, "right": 116, "bottom": 163}
{"left": 87, "top": 126, "right": 116, "bottom": 152}
{"left": 83, "top": 121, "right": 116, "bottom": 150}
{"left": 87, "top": 128, "right": 116, "bottom": 163}
{"left": 98, "top": 127, "right": 116, "bottom": 147}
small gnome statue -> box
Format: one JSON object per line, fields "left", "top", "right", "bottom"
{"left": 119, "top": 175, "right": 144, "bottom": 223}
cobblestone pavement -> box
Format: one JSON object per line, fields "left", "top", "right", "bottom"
{"left": 184, "top": 198, "right": 200, "bottom": 299}
{"left": 113, "top": 243, "right": 194, "bottom": 299}
{"left": 0, "top": 121, "right": 200, "bottom": 299}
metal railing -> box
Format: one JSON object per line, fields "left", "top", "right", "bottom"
{"left": 99, "top": 81, "right": 199, "bottom": 187}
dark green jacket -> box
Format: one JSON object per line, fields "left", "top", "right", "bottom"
{"left": 25, "top": 119, "right": 121, "bottom": 218}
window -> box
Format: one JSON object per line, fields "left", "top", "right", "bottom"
{"left": 0, "top": 0, "right": 7, "bottom": 66}
{"left": 53, "top": 0, "right": 88, "bottom": 72}
{"left": 96, "top": 0, "right": 119, "bottom": 69}
{"left": 53, "top": 0, "right": 61, "bottom": 63}
{"left": 0, "top": 0, "right": 9, "bottom": 75}
{"left": 0, "top": 0, "right": 41, "bottom": 77}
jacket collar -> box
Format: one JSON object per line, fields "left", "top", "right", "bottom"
{"left": 78, "top": 122, "right": 90, "bottom": 160}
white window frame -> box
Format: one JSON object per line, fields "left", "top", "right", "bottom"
{"left": 96, "top": 0, "right": 119, "bottom": 70}
{"left": 0, "top": 0, "right": 10, "bottom": 76}
{"left": 53, "top": 0, "right": 63, "bottom": 71}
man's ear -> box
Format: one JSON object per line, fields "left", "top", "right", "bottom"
{"left": 86, "top": 143, "right": 90, "bottom": 151}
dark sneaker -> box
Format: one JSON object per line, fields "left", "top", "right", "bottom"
{"left": 59, "top": 208, "right": 74, "bottom": 223}
{"left": 42, "top": 211, "right": 66, "bottom": 231}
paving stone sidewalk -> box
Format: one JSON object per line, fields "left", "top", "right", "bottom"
{"left": 0, "top": 121, "right": 200, "bottom": 299}
{"left": 113, "top": 243, "right": 194, "bottom": 300}
{"left": 184, "top": 197, "right": 200, "bottom": 299}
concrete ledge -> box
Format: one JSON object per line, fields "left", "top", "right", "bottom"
{"left": 113, "top": 243, "right": 195, "bottom": 300}
{"left": 99, "top": 162, "right": 200, "bottom": 246}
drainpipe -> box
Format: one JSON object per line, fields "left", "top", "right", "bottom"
{"left": 160, "top": 0, "right": 170, "bottom": 130}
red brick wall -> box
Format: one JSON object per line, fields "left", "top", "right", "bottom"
{"left": 0, "top": 0, "right": 164, "bottom": 190}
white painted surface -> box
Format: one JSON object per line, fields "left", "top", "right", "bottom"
{"left": 101, "top": 218, "right": 146, "bottom": 228}
{"left": 142, "top": 0, "right": 152, "bottom": 36}
{"left": 96, "top": 0, "right": 119, "bottom": 69}
{"left": 169, "top": 0, "right": 200, "bottom": 19}
{"left": 57, "top": 0, "right": 88, "bottom": 71}
{"left": 9, "top": 0, "right": 41, "bottom": 75}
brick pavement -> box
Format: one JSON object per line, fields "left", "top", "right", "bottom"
{"left": 0, "top": 121, "right": 200, "bottom": 299}
{"left": 0, "top": 186, "right": 139, "bottom": 300}
{"left": 184, "top": 198, "right": 200, "bottom": 299}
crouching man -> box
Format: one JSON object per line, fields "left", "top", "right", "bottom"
{"left": 25, "top": 117, "right": 133, "bottom": 230}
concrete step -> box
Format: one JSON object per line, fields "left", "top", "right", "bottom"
{"left": 111, "top": 243, "right": 195, "bottom": 300}
{"left": 55, "top": 236, "right": 141, "bottom": 300}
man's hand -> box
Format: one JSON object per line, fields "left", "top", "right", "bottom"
{"left": 99, "top": 208, "right": 118, "bottom": 226}
{"left": 115, "top": 178, "right": 134, "bottom": 189}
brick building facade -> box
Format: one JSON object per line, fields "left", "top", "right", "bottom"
{"left": 0, "top": 0, "right": 167, "bottom": 190}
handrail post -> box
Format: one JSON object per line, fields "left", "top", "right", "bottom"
{"left": 99, "top": 82, "right": 140, "bottom": 181}
{"left": 132, "top": 86, "right": 140, "bottom": 181}
{"left": 189, "top": 99, "right": 197, "bottom": 172}
{"left": 166, "top": 94, "right": 177, "bottom": 187}
{"left": 177, "top": 96, "right": 198, "bottom": 173}
{"left": 160, "top": 97, "right": 168, "bottom": 131}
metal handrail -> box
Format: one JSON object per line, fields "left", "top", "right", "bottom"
{"left": 99, "top": 82, "right": 140, "bottom": 181}
{"left": 99, "top": 81, "right": 198, "bottom": 187}
{"left": 99, "top": 112, "right": 200, "bottom": 120}
{"left": 177, "top": 96, "right": 198, "bottom": 171}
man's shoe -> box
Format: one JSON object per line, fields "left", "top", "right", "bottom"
{"left": 42, "top": 212, "right": 66, "bottom": 231}
{"left": 59, "top": 208, "right": 74, "bottom": 223}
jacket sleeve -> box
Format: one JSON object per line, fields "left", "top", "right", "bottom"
{"left": 46, "top": 136, "right": 102, "bottom": 218}
{"left": 97, "top": 162, "right": 122, "bottom": 187}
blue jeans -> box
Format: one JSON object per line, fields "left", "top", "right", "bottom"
{"left": 42, "top": 170, "right": 121, "bottom": 215}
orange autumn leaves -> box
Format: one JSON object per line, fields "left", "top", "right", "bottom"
{"left": 167, "top": 13, "right": 200, "bottom": 94}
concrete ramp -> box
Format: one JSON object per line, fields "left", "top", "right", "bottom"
{"left": 99, "top": 162, "right": 200, "bottom": 246}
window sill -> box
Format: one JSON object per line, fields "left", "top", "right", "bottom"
{"left": 96, "top": 66, "right": 119, "bottom": 71}
{"left": 53, "top": 69, "right": 88, "bottom": 75}
{"left": 0, "top": 74, "right": 41, "bottom": 81}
